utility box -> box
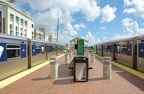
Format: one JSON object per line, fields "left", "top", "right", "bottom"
{"left": 103, "top": 57, "right": 111, "bottom": 79}
{"left": 74, "top": 56, "right": 88, "bottom": 82}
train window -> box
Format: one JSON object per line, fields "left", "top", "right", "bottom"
{"left": 104, "top": 45, "right": 111, "bottom": 52}
{"left": 36, "top": 46, "right": 41, "bottom": 54}
{"left": 7, "top": 44, "right": 20, "bottom": 59}
{"left": 49, "top": 46, "right": 54, "bottom": 52}
{"left": 120, "top": 44, "right": 127, "bottom": 54}
{"left": 141, "top": 40, "right": 144, "bottom": 42}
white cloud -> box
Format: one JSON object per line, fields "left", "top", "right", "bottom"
{"left": 121, "top": 18, "right": 133, "bottom": 27}
{"left": 100, "top": 5, "right": 116, "bottom": 23}
{"left": 63, "top": 22, "right": 77, "bottom": 36}
{"left": 123, "top": 0, "right": 144, "bottom": 19}
{"left": 143, "top": 23, "right": 144, "bottom": 25}
{"left": 118, "top": 18, "right": 144, "bottom": 38}
{"left": 33, "top": 7, "right": 74, "bottom": 33}
{"left": 99, "top": 27, "right": 105, "bottom": 30}
{"left": 81, "top": 0, "right": 101, "bottom": 21}
{"left": 84, "top": 31, "right": 96, "bottom": 46}
{"left": 58, "top": 33, "right": 73, "bottom": 44}
{"left": 14, "top": 0, "right": 101, "bottom": 21}
{"left": 74, "top": 23, "right": 87, "bottom": 30}
{"left": 97, "top": 18, "right": 144, "bottom": 44}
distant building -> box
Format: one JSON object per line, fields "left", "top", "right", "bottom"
{"left": 34, "top": 29, "right": 44, "bottom": 41}
{"left": 34, "top": 28, "right": 56, "bottom": 42}
{"left": 0, "top": 0, "right": 34, "bottom": 38}
{"left": 48, "top": 33, "right": 57, "bottom": 43}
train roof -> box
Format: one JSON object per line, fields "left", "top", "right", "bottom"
{"left": 0, "top": 33, "right": 27, "bottom": 41}
{"left": 137, "top": 34, "right": 144, "bottom": 40}
{"left": 95, "top": 36, "right": 137, "bottom": 45}
{"left": 29, "top": 39, "right": 64, "bottom": 46}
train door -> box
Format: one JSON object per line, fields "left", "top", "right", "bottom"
{"left": 133, "top": 44, "right": 137, "bottom": 70}
{"left": 113, "top": 44, "right": 117, "bottom": 61}
{"left": 102, "top": 45, "right": 103, "bottom": 56}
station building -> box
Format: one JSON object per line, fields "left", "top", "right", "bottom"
{"left": 0, "top": 0, "right": 34, "bottom": 39}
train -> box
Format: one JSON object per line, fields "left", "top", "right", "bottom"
{"left": 0, "top": 33, "right": 64, "bottom": 81}
{"left": 94, "top": 35, "right": 144, "bottom": 73}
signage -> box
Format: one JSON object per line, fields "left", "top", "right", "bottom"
{"left": 77, "top": 39, "right": 84, "bottom": 55}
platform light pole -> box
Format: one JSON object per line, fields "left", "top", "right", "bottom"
{"left": 56, "top": 10, "right": 59, "bottom": 43}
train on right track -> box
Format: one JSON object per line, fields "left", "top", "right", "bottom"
{"left": 94, "top": 34, "right": 144, "bottom": 73}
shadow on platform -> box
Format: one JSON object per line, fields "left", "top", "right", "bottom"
{"left": 31, "top": 63, "right": 73, "bottom": 81}
{"left": 53, "top": 78, "right": 73, "bottom": 85}
{"left": 116, "top": 71, "right": 144, "bottom": 92}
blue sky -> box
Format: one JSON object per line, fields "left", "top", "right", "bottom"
{"left": 13, "top": 0, "right": 144, "bottom": 46}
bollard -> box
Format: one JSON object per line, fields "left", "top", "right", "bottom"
{"left": 69, "top": 50, "right": 72, "bottom": 57}
{"left": 103, "top": 57, "right": 111, "bottom": 79}
{"left": 50, "top": 57, "right": 58, "bottom": 79}
{"left": 90, "top": 51, "right": 95, "bottom": 63}
{"left": 65, "top": 51, "right": 69, "bottom": 63}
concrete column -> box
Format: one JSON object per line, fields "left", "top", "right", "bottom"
{"left": 69, "top": 49, "right": 72, "bottom": 57}
{"left": 50, "top": 57, "right": 58, "bottom": 79}
{"left": 90, "top": 51, "right": 95, "bottom": 63}
{"left": 65, "top": 51, "right": 69, "bottom": 63}
{"left": 103, "top": 57, "right": 111, "bottom": 79}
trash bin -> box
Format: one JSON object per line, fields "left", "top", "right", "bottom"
{"left": 103, "top": 56, "right": 111, "bottom": 79}
{"left": 74, "top": 56, "right": 88, "bottom": 82}
{"left": 50, "top": 57, "right": 58, "bottom": 79}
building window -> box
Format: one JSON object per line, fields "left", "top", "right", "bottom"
{"left": 7, "top": 44, "right": 20, "bottom": 59}
{"left": 25, "top": 21, "right": 27, "bottom": 25}
{"left": 21, "top": 19, "right": 23, "bottom": 24}
{"left": 24, "top": 29, "right": 26, "bottom": 32}
{"left": 16, "top": 32, "right": 19, "bottom": 36}
{"left": 21, "top": 33, "right": 23, "bottom": 36}
{"left": 10, "top": 30, "right": 13, "bottom": 35}
{"left": 0, "top": 22, "right": 2, "bottom": 28}
{"left": 16, "top": 16, "right": 19, "bottom": 23}
{"left": 20, "top": 28, "right": 22, "bottom": 31}
{"left": 32, "top": 32, "right": 33, "bottom": 35}
{"left": 25, "top": 34, "right": 27, "bottom": 37}
{"left": 32, "top": 24, "right": 33, "bottom": 28}
{"left": 10, "top": 13, "right": 14, "bottom": 20}
{"left": 15, "top": 26, "right": 18, "bottom": 31}
{"left": 0, "top": 29, "right": 1, "bottom": 33}
{"left": 10, "top": 24, "right": 12, "bottom": 29}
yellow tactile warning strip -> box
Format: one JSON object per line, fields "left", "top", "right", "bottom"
{"left": 0, "top": 54, "right": 64, "bottom": 89}
{"left": 95, "top": 54, "right": 144, "bottom": 79}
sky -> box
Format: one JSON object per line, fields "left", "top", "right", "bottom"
{"left": 12, "top": 0, "right": 144, "bottom": 46}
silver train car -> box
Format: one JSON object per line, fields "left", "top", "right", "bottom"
{"left": 95, "top": 35, "right": 144, "bottom": 73}
{"left": 0, "top": 34, "right": 28, "bottom": 80}
{"left": 137, "top": 35, "right": 144, "bottom": 73}
{"left": 0, "top": 34, "right": 64, "bottom": 80}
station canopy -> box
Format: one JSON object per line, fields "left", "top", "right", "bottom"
{"left": 70, "top": 37, "right": 88, "bottom": 43}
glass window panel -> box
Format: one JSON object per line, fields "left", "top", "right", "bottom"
{"left": 7, "top": 44, "right": 20, "bottom": 59}
{"left": 36, "top": 45, "right": 41, "bottom": 54}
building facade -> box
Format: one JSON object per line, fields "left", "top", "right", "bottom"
{"left": 34, "top": 29, "right": 45, "bottom": 41}
{"left": 34, "top": 28, "right": 57, "bottom": 42}
{"left": 0, "top": 0, "right": 34, "bottom": 38}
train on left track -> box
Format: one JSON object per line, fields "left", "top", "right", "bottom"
{"left": 0, "top": 33, "right": 64, "bottom": 81}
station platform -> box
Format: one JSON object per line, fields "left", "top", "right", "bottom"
{"left": 0, "top": 54, "right": 144, "bottom": 94}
